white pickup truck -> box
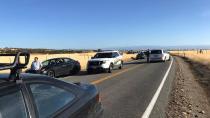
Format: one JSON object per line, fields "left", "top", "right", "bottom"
{"left": 87, "top": 51, "right": 123, "bottom": 73}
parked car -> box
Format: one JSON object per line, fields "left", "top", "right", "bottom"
{"left": 149, "top": 49, "right": 170, "bottom": 62}
{"left": 26, "top": 58, "right": 81, "bottom": 77}
{"left": 0, "top": 52, "right": 103, "bottom": 118}
{"left": 87, "top": 51, "right": 123, "bottom": 73}
{"left": 136, "top": 51, "right": 146, "bottom": 59}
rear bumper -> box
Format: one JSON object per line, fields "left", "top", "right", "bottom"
{"left": 149, "top": 57, "right": 164, "bottom": 62}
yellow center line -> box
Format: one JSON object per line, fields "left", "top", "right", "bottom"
{"left": 91, "top": 64, "right": 143, "bottom": 85}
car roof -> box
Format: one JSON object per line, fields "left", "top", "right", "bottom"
{"left": 43, "top": 57, "right": 72, "bottom": 62}
{"left": 150, "top": 49, "right": 163, "bottom": 51}
{"left": 0, "top": 73, "right": 54, "bottom": 83}
{"left": 97, "top": 51, "right": 119, "bottom": 53}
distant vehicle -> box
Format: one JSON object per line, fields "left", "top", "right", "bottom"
{"left": 0, "top": 52, "right": 103, "bottom": 118}
{"left": 26, "top": 58, "right": 81, "bottom": 77}
{"left": 149, "top": 49, "right": 170, "bottom": 62}
{"left": 136, "top": 51, "right": 146, "bottom": 59}
{"left": 87, "top": 51, "right": 123, "bottom": 73}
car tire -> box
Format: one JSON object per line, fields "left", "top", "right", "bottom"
{"left": 108, "top": 63, "right": 114, "bottom": 73}
{"left": 47, "top": 70, "right": 55, "bottom": 78}
{"left": 119, "top": 61, "right": 123, "bottom": 69}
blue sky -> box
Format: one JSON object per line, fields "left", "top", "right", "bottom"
{"left": 0, "top": 0, "right": 210, "bottom": 49}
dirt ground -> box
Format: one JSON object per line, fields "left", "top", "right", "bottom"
{"left": 166, "top": 57, "right": 210, "bottom": 118}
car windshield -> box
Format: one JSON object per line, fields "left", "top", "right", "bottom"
{"left": 94, "top": 53, "right": 112, "bottom": 58}
{"left": 151, "top": 50, "right": 162, "bottom": 54}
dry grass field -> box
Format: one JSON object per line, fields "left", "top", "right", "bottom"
{"left": 0, "top": 53, "right": 137, "bottom": 73}
{"left": 170, "top": 50, "right": 210, "bottom": 67}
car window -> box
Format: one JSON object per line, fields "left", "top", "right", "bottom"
{"left": 29, "top": 83, "right": 75, "bottom": 118}
{"left": 64, "top": 58, "right": 73, "bottom": 63}
{"left": 94, "top": 53, "right": 112, "bottom": 58}
{"left": 42, "top": 60, "right": 49, "bottom": 67}
{"left": 0, "top": 86, "right": 28, "bottom": 118}
{"left": 112, "top": 52, "right": 119, "bottom": 58}
{"left": 56, "top": 59, "right": 64, "bottom": 64}
{"left": 49, "top": 59, "right": 56, "bottom": 65}
{"left": 150, "top": 50, "right": 162, "bottom": 54}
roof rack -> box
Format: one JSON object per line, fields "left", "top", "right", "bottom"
{"left": 0, "top": 52, "right": 30, "bottom": 81}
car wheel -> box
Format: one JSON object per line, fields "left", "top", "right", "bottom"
{"left": 119, "top": 61, "right": 123, "bottom": 69}
{"left": 108, "top": 63, "right": 114, "bottom": 73}
{"left": 47, "top": 70, "right": 55, "bottom": 78}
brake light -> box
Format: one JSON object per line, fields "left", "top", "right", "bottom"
{"left": 96, "top": 94, "right": 101, "bottom": 102}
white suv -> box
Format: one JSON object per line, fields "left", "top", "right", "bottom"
{"left": 149, "top": 49, "right": 170, "bottom": 62}
{"left": 87, "top": 51, "right": 123, "bottom": 73}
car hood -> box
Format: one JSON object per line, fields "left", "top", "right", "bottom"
{"left": 88, "top": 58, "right": 111, "bottom": 62}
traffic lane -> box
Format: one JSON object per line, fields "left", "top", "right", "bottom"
{"left": 95, "top": 61, "right": 171, "bottom": 118}
{"left": 61, "top": 59, "right": 145, "bottom": 84}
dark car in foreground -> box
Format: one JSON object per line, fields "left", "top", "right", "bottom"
{"left": 27, "top": 58, "right": 81, "bottom": 77}
{"left": 0, "top": 52, "right": 103, "bottom": 118}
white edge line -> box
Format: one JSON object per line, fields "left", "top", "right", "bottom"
{"left": 141, "top": 57, "right": 174, "bottom": 118}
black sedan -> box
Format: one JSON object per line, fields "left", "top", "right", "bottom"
{"left": 0, "top": 52, "right": 103, "bottom": 118}
{"left": 27, "top": 58, "right": 81, "bottom": 77}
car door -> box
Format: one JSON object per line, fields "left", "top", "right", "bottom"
{"left": 55, "top": 58, "right": 69, "bottom": 76}
{"left": 48, "top": 59, "right": 59, "bottom": 76}
{"left": 0, "top": 83, "right": 34, "bottom": 118}
{"left": 112, "top": 52, "right": 121, "bottom": 67}
{"left": 63, "top": 58, "right": 74, "bottom": 73}
{"left": 26, "top": 81, "right": 78, "bottom": 118}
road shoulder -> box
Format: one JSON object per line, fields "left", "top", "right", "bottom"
{"left": 166, "top": 57, "right": 210, "bottom": 117}
{"left": 150, "top": 58, "right": 176, "bottom": 118}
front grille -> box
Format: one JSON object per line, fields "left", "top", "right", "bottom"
{"left": 88, "top": 61, "right": 101, "bottom": 66}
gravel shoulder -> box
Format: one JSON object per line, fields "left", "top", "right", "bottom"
{"left": 166, "top": 56, "right": 210, "bottom": 118}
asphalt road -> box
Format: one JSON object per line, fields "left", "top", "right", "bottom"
{"left": 61, "top": 59, "right": 174, "bottom": 118}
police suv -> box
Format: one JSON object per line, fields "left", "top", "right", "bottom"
{"left": 87, "top": 51, "right": 123, "bottom": 73}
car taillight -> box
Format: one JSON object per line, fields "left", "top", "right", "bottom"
{"left": 96, "top": 94, "right": 101, "bottom": 102}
